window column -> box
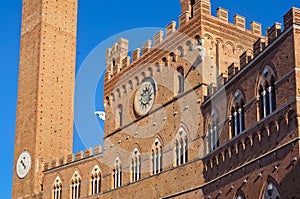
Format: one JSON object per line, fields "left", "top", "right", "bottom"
{"left": 238, "top": 107, "right": 243, "bottom": 133}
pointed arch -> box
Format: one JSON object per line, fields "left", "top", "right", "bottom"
{"left": 53, "top": 176, "right": 62, "bottom": 199}
{"left": 261, "top": 177, "right": 281, "bottom": 199}
{"left": 71, "top": 171, "right": 81, "bottom": 199}
{"left": 257, "top": 66, "right": 277, "bottom": 120}
{"left": 131, "top": 147, "right": 141, "bottom": 182}
{"left": 90, "top": 165, "right": 101, "bottom": 195}
{"left": 174, "top": 127, "right": 189, "bottom": 166}
{"left": 230, "top": 89, "right": 245, "bottom": 138}
{"left": 113, "top": 157, "right": 122, "bottom": 188}
{"left": 151, "top": 138, "right": 163, "bottom": 175}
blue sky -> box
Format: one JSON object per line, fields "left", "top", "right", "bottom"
{"left": 1, "top": 0, "right": 300, "bottom": 197}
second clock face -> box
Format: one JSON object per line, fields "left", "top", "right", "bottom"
{"left": 134, "top": 81, "right": 155, "bottom": 116}
{"left": 16, "top": 151, "right": 31, "bottom": 179}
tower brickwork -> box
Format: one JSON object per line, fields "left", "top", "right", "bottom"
{"left": 12, "top": 0, "right": 77, "bottom": 198}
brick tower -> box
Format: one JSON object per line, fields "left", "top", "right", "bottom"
{"left": 12, "top": 0, "right": 77, "bottom": 198}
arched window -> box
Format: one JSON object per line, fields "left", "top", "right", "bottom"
{"left": 113, "top": 157, "right": 122, "bottom": 188}
{"left": 259, "top": 67, "right": 276, "bottom": 120}
{"left": 151, "top": 138, "right": 162, "bottom": 175}
{"left": 263, "top": 182, "right": 281, "bottom": 199}
{"left": 71, "top": 171, "right": 81, "bottom": 199}
{"left": 116, "top": 104, "right": 123, "bottom": 128}
{"left": 131, "top": 148, "right": 141, "bottom": 182}
{"left": 174, "top": 127, "right": 188, "bottom": 166}
{"left": 208, "top": 109, "right": 220, "bottom": 152}
{"left": 53, "top": 176, "right": 62, "bottom": 199}
{"left": 177, "top": 66, "right": 185, "bottom": 94}
{"left": 231, "top": 90, "right": 245, "bottom": 138}
{"left": 90, "top": 165, "right": 101, "bottom": 195}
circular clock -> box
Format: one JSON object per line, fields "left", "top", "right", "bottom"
{"left": 16, "top": 151, "right": 31, "bottom": 179}
{"left": 134, "top": 81, "right": 155, "bottom": 116}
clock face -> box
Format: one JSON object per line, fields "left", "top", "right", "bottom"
{"left": 16, "top": 151, "right": 31, "bottom": 179}
{"left": 134, "top": 81, "right": 155, "bottom": 116}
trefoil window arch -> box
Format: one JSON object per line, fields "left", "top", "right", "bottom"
{"left": 53, "top": 176, "right": 62, "bottom": 199}
{"left": 113, "top": 157, "right": 122, "bottom": 188}
{"left": 174, "top": 127, "right": 188, "bottom": 166}
{"left": 151, "top": 138, "right": 162, "bottom": 175}
{"left": 90, "top": 165, "right": 101, "bottom": 195}
{"left": 259, "top": 66, "right": 276, "bottom": 120}
{"left": 231, "top": 90, "right": 245, "bottom": 138}
{"left": 71, "top": 171, "right": 81, "bottom": 199}
{"left": 131, "top": 148, "right": 141, "bottom": 182}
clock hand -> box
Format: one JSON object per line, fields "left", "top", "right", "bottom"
{"left": 21, "top": 160, "right": 26, "bottom": 169}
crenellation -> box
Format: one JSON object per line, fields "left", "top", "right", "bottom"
{"left": 142, "top": 39, "right": 152, "bottom": 55}
{"left": 76, "top": 151, "right": 84, "bottom": 161}
{"left": 106, "top": 38, "right": 129, "bottom": 79}
{"left": 250, "top": 21, "right": 262, "bottom": 35}
{"left": 193, "top": 0, "right": 211, "bottom": 16}
{"left": 67, "top": 153, "right": 74, "bottom": 163}
{"left": 131, "top": 48, "right": 141, "bottom": 63}
{"left": 94, "top": 145, "right": 103, "bottom": 155}
{"left": 121, "top": 56, "right": 131, "bottom": 69}
{"left": 166, "top": 21, "right": 177, "bottom": 37}
{"left": 179, "top": 11, "right": 190, "bottom": 27}
{"left": 253, "top": 37, "right": 267, "bottom": 56}
{"left": 51, "top": 160, "right": 57, "bottom": 169}
{"left": 84, "top": 148, "right": 93, "bottom": 158}
{"left": 217, "top": 7, "right": 228, "bottom": 22}
{"left": 217, "top": 73, "right": 228, "bottom": 88}
{"left": 154, "top": 30, "right": 164, "bottom": 46}
{"left": 267, "top": 22, "right": 282, "bottom": 43}
{"left": 234, "top": 14, "right": 246, "bottom": 30}
{"left": 59, "top": 157, "right": 65, "bottom": 166}
{"left": 228, "top": 63, "right": 239, "bottom": 79}
{"left": 284, "top": 7, "right": 300, "bottom": 29}
{"left": 44, "top": 162, "right": 49, "bottom": 171}
{"left": 240, "top": 51, "right": 253, "bottom": 69}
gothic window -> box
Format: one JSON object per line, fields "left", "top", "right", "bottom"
{"left": 116, "top": 104, "right": 123, "bottom": 128}
{"left": 53, "top": 176, "right": 62, "bottom": 199}
{"left": 231, "top": 90, "right": 245, "bottom": 138}
{"left": 151, "top": 138, "right": 162, "bottom": 175}
{"left": 131, "top": 148, "right": 141, "bottom": 182}
{"left": 71, "top": 171, "right": 81, "bottom": 199}
{"left": 263, "top": 182, "right": 281, "bottom": 199}
{"left": 174, "top": 127, "right": 188, "bottom": 166}
{"left": 177, "top": 67, "right": 185, "bottom": 94}
{"left": 90, "top": 165, "right": 101, "bottom": 195}
{"left": 113, "top": 157, "right": 122, "bottom": 188}
{"left": 259, "top": 67, "right": 276, "bottom": 120}
{"left": 208, "top": 109, "right": 220, "bottom": 152}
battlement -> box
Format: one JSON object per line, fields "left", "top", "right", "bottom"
{"left": 105, "top": 3, "right": 266, "bottom": 82}
{"left": 43, "top": 145, "right": 103, "bottom": 171}
{"left": 106, "top": 38, "right": 130, "bottom": 79}
{"left": 205, "top": 7, "right": 300, "bottom": 98}
{"left": 105, "top": 4, "right": 300, "bottom": 93}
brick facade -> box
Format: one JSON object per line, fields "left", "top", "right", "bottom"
{"left": 13, "top": 0, "right": 300, "bottom": 198}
